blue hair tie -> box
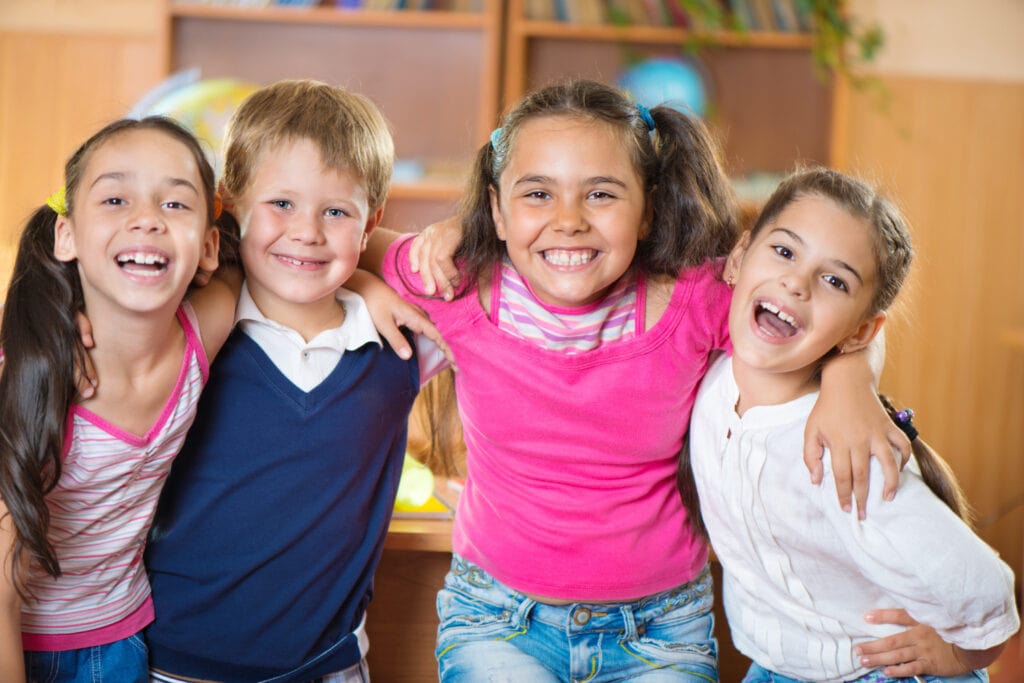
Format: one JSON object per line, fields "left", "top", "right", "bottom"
{"left": 637, "top": 103, "right": 655, "bottom": 132}
{"left": 490, "top": 127, "right": 503, "bottom": 149}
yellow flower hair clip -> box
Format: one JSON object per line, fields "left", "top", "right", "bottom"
{"left": 46, "top": 187, "right": 67, "bottom": 216}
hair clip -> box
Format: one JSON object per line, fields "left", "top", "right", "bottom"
{"left": 636, "top": 103, "right": 656, "bottom": 133}
{"left": 213, "top": 192, "right": 223, "bottom": 221}
{"left": 490, "top": 127, "right": 503, "bottom": 150}
{"left": 893, "top": 407, "right": 919, "bottom": 441}
{"left": 46, "top": 187, "right": 67, "bottom": 216}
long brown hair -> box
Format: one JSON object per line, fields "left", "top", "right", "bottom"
{"left": 0, "top": 117, "right": 217, "bottom": 591}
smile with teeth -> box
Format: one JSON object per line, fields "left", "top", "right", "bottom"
{"left": 543, "top": 249, "right": 597, "bottom": 267}
{"left": 755, "top": 300, "right": 800, "bottom": 338}
{"left": 277, "top": 255, "right": 325, "bottom": 267}
{"left": 116, "top": 251, "right": 168, "bottom": 276}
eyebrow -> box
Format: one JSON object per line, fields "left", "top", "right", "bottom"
{"left": 770, "top": 227, "right": 865, "bottom": 285}
{"left": 90, "top": 172, "right": 200, "bottom": 195}
{"left": 511, "top": 175, "right": 629, "bottom": 189}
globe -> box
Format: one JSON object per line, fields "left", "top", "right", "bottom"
{"left": 618, "top": 57, "right": 707, "bottom": 118}
{"left": 140, "top": 77, "right": 260, "bottom": 174}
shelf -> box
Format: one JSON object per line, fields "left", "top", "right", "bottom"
{"left": 517, "top": 20, "right": 814, "bottom": 49}
{"left": 171, "top": 3, "right": 492, "bottom": 30}
{"left": 384, "top": 516, "right": 454, "bottom": 552}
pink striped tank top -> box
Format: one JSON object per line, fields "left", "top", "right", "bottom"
{"left": 21, "top": 304, "right": 209, "bottom": 651}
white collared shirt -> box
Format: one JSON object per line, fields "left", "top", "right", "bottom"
{"left": 235, "top": 282, "right": 444, "bottom": 392}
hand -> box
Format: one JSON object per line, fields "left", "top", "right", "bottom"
{"left": 805, "top": 360, "right": 910, "bottom": 519}
{"left": 408, "top": 216, "right": 462, "bottom": 300}
{"left": 349, "top": 270, "right": 456, "bottom": 369}
{"left": 856, "top": 609, "right": 969, "bottom": 678}
{"left": 74, "top": 311, "right": 97, "bottom": 399}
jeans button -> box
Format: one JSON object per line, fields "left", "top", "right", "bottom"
{"left": 573, "top": 607, "right": 591, "bottom": 625}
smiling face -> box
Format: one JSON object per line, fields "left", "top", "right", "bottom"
{"left": 234, "top": 137, "right": 380, "bottom": 332}
{"left": 725, "top": 193, "right": 885, "bottom": 404}
{"left": 489, "top": 115, "right": 648, "bottom": 309}
{"left": 54, "top": 128, "right": 218, "bottom": 318}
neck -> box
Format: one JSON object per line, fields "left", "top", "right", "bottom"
{"left": 248, "top": 288, "right": 345, "bottom": 343}
{"left": 731, "top": 357, "right": 821, "bottom": 417}
{"left": 85, "top": 299, "right": 183, "bottom": 375}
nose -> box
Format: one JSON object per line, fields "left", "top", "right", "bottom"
{"left": 780, "top": 269, "right": 810, "bottom": 300}
{"left": 286, "top": 212, "right": 325, "bottom": 244}
{"left": 552, "top": 199, "right": 588, "bottom": 235}
{"left": 129, "top": 202, "right": 166, "bottom": 234}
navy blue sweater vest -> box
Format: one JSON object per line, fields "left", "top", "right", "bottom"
{"left": 145, "top": 329, "right": 418, "bottom": 682}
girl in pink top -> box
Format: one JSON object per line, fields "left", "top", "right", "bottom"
{"left": 363, "top": 79, "right": 907, "bottom": 682}
{"left": 0, "top": 118, "right": 236, "bottom": 682}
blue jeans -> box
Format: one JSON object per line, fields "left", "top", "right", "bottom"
{"left": 436, "top": 555, "right": 719, "bottom": 682}
{"left": 742, "top": 661, "right": 990, "bottom": 683}
{"left": 25, "top": 633, "right": 149, "bottom": 683}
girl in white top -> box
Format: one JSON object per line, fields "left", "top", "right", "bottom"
{"left": 0, "top": 117, "right": 236, "bottom": 682}
{"left": 688, "top": 167, "right": 1019, "bottom": 683}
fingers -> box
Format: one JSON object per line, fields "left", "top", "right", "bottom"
{"left": 828, "top": 445, "right": 854, "bottom": 515}
{"left": 851, "top": 445, "right": 870, "bottom": 520}
{"left": 430, "top": 261, "right": 459, "bottom": 302}
{"left": 864, "top": 608, "right": 917, "bottom": 627}
{"left": 396, "top": 306, "right": 456, "bottom": 370}
{"left": 877, "top": 433, "right": 904, "bottom": 503}
{"left": 801, "top": 431, "right": 825, "bottom": 486}
{"left": 75, "top": 311, "right": 97, "bottom": 399}
{"left": 376, "top": 316, "right": 414, "bottom": 360}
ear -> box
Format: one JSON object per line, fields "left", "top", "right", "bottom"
{"left": 723, "top": 231, "right": 751, "bottom": 284}
{"left": 53, "top": 215, "right": 77, "bottom": 263}
{"left": 360, "top": 206, "right": 385, "bottom": 252}
{"left": 489, "top": 185, "right": 506, "bottom": 242}
{"left": 839, "top": 311, "right": 886, "bottom": 355}
{"left": 198, "top": 226, "right": 221, "bottom": 275}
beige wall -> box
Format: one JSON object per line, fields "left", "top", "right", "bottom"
{"left": 844, "top": 0, "right": 1024, "bottom": 575}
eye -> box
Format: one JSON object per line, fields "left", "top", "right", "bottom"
{"left": 823, "top": 274, "right": 848, "bottom": 292}
{"left": 162, "top": 200, "right": 188, "bottom": 210}
{"left": 524, "top": 190, "right": 550, "bottom": 201}
{"left": 772, "top": 245, "right": 794, "bottom": 259}
{"left": 271, "top": 199, "right": 292, "bottom": 210}
{"left": 588, "top": 190, "right": 615, "bottom": 200}
{"left": 102, "top": 197, "right": 126, "bottom": 207}
{"left": 325, "top": 207, "right": 349, "bottom": 219}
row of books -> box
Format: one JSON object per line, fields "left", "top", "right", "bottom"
{"left": 175, "top": 0, "right": 482, "bottom": 9}
{"left": 525, "top": 0, "right": 814, "bottom": 33}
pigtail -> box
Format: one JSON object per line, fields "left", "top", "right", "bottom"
{"left": 639, "top": 106, "right": 739, "bottom": 276}
{"left": 0, "top": 206, "right": 86, "bottom": 587}
{"left": 878, "top": 395, "right": 975, "bottom": 525}
{"left": 453, "top": 141, "right": 505, "bottom": 284}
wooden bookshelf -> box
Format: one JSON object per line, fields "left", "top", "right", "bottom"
{"left": 162, "top": 0, "right": 503, "bottom": 230}
{"left": 503, "top": 0, "right": 841, "bottom": 196}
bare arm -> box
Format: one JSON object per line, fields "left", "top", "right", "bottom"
{"left": 0, "top": 501, "right": 25, "bottom": 683}
{"left": 804, "top": 330, "right": 911, "bottom": 519}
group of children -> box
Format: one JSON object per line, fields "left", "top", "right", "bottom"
{"left": 0, "top": 71, "right": 1017, "bottom": 683}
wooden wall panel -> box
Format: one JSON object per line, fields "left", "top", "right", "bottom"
{"left": 0, "top": 29, "right": 163, "bottom": 292}
{"left": 841, "top": 75, "right": 1024, "bottom": 575}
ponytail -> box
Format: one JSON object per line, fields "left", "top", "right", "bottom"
{"left": 638, "top": 105, "right": 739, "bottom": 275}
{"left": 878, "top": 395, "right": 974, "bottom": 525}
{"left": 0, "top": 206, "right": 86, "bottom": 587}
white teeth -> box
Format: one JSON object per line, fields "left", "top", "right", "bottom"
{"left": 117, "top": 252, "right": 167, "bottom": 266}
{"left": 759, "top": 301, "right": 797, "bottom": 327}
{"left": 544, "top": 250, "right": 595, "bottom": 266}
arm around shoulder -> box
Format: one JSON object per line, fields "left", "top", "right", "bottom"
{"left": 187, "top": 265, "right": 242, "bottom": 363}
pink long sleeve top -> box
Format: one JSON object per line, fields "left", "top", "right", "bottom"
{"left": 384, "top": 236, "right": 731, "bottom": 600}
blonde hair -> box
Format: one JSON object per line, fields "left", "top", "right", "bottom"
{"left": 222, "top": 79, "right": 394, "bottom": 213}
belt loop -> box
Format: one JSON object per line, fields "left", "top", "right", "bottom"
{"left": 620, "top": 604, "right": 638, "bottom": 639}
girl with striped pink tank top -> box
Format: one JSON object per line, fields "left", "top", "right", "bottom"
{"left": 0, "top": 117, "right": 237, "bottom": 682}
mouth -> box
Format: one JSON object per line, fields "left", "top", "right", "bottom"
{"left": 275, "top": 254, "right": 327, "bottom": 268}
{"left": 115, "top": 250, "right": 169, "bottom": 277}
{"left": 754, "top": 299, "right": 800, "bottom": 338}
{"left": 542, "top": 248, "right": 598, "bottom": 267}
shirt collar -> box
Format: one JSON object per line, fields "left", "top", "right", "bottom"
{"left": 235, "top": 281, "right": 383, "bottom": 351}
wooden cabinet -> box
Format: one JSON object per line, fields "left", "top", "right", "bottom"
{"left": 502, "top": 0, "right": 842, "bottom": 197}
{"left": 161, "top": 0, "right": 503, "bottom": 231}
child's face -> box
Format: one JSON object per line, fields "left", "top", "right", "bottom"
{"left": 490, "top": 115, "right": 648, "bottom": 309}
{"left": 54, "top": 128, "right": 218, "bottom": 316}
{"left": 725, "top": 194, "right": 883, "bottom": 379}
{"left": 234, "top": 137, "right": 380, "bottom": 324}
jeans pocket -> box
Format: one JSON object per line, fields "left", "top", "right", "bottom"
{"left": 621, "top": 599, "right": 719, "bottom": 676}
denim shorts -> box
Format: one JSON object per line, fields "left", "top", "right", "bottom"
{"left": 25, "top": 633, "right": 149, "bottom": 683}
{"left": 436, "top": 555, "right": 719, "bottom": 682}
{"left": 742, "top": 661, "right": 990, "bottom": 683}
